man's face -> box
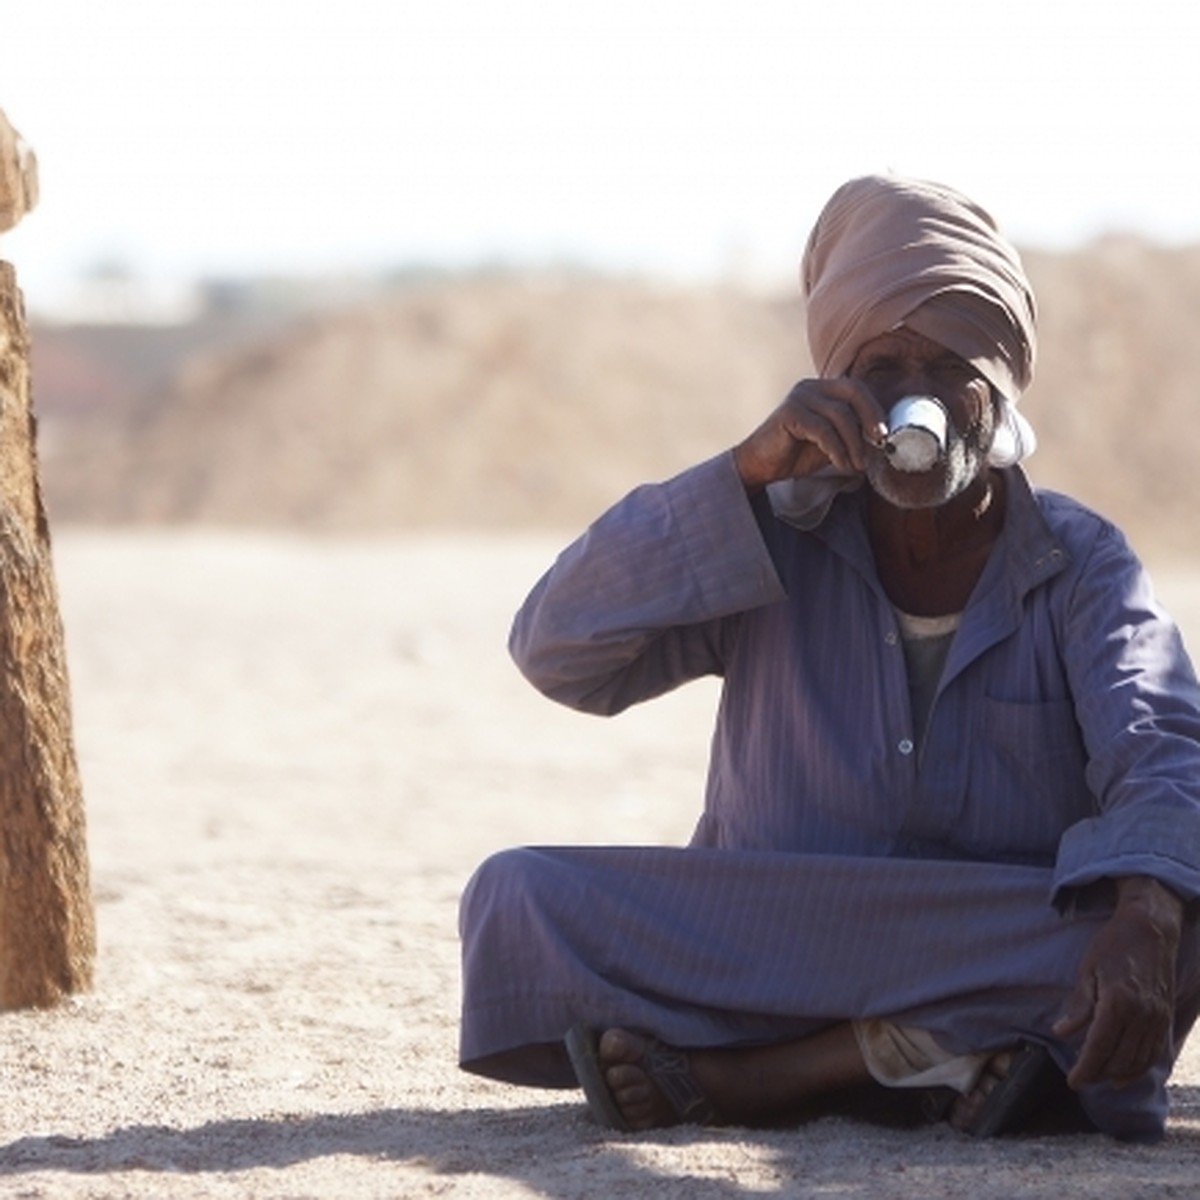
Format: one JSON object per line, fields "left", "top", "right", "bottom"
{"left": 847, "top": 327, "right": 996, "bottom": 509}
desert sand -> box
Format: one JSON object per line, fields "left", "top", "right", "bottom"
{"left": 0, "top": 529, "right": 1197, "bottom": 1198}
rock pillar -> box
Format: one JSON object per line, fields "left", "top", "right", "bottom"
{"left": 0, "top": 108, "right": 95, "bottom": 1007}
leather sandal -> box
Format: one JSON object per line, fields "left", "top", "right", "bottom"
{"left": 564, "top": 1023, "right": 718, "bottom": 1131}
{"left": 966, "top": 1042, "right": 1058, "bottom": 1137}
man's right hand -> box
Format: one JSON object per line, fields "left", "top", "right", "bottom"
{"left": 731, "top": 378, "right": 889, "bottom": 494}
{"left": 1053, "top": 876, "right": 1184, "bottom": 1091}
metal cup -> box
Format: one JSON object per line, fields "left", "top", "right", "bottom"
{"left": 883, "top": 396, "right": 947, "bottom": 472}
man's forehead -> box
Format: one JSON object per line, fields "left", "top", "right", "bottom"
{"left": 851, "top": 326, "right": 960, "bottom": 361}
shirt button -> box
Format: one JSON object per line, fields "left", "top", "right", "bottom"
{"left": 898, "top": 739, "right": 914, "bottom": 755}
{"left": 884, "top": 630, "right": 898, "bottom": 646}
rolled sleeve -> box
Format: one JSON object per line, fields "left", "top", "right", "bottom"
{"left": 509, "top": 452, "right": 785, "bottom": 714}
{"left": 1054, "top": 805, "right": 1200, "bottom": 906}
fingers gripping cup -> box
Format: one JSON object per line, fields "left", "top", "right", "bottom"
{"left": 883, "top": 396, "right": 947, "bottom": 472}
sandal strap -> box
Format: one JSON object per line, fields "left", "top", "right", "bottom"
{"left": 642, "top": 1041, "right": 718, "bottom": 1124}
{"left": 967, "top": 1042, "right": 1056, "bottom": 1138}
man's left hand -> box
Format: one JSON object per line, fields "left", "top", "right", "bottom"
{"left": 1053, "top": 876, "right": 1184, "bottom": 1090}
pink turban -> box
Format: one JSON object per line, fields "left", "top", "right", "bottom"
{"left": 801, "top": 174, "right": 1038, "bottom": 465}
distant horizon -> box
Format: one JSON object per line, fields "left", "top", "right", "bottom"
{"left": 15, "top": 226, "right": 1200, "bottom": 326}
{"left": 11, "top": 204, "right": 1200, "bottom": 319}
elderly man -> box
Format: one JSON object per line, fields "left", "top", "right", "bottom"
{"left": 458, "top": 175, "right": 1200, "bottom": 1141}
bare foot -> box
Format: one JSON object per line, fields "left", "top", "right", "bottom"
{"left": 597, "top": 1024, "right": 871, "bottom": 1131}
{"left": 598, "top": 1030, "right": 689, "bottom": 1130}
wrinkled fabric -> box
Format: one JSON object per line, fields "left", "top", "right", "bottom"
{"left": 853, "top": 1020, "right": 987, "bottom": 1094}
{"left": 802, "top": 173, "right": 1037, "bottom": 405}
{"left": 773, "top": 174, "right": 1042, "bottom": 530}
{"left": 460, "top": 451, "right": 1200, "bottom": 1140}
{"left": 505, "top": 453, "right": 1200, "bottom": 900}
{"left": 802, "top": 172, "right": 1037, "bottom": 495}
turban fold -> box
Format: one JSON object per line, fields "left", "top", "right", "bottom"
{"left": 801, "top": 174, "right": 1038, "bottom": 466}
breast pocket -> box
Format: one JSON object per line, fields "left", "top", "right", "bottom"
{"left": 959, "top": 696, "right": 1094, "bottom": 859}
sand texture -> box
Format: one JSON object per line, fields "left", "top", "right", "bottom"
{"left": 0, "top": 531, "right": 1198, "bottom": 1198}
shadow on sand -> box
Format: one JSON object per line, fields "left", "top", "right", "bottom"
{"left": 4, "top": 1092, "right": 1200, "bottom": 1197}
{"left": 0, "top": 1103, "right": 781, "bottom": 1197}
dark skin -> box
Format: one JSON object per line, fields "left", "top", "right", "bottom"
{"left": 598, "top": 327, "right": 1184, "bottom": 1131}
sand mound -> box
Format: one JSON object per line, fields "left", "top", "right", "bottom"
{"left": 36, "top": 243, "right": 1200, "bottom": 557}
{"left": 39, "top": 279, "right": 803, "bottom": 532}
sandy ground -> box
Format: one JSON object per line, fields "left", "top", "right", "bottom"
{"left": 2, "top": 530, "right": 1200, "bottom": 1199}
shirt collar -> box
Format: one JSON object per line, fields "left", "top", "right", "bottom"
{"left": 796, "top": 465, "right": 1070, "bottom": 605}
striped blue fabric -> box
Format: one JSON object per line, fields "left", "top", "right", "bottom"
{"left": 461, "top": 453, "right": 1200, "bottom": 1140}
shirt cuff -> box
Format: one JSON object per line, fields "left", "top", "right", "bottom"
{"left": 660, "top": 451, "right": 787, "bottom": 617}
{"left": 1053, "top": 804, "right": 1200, "bottom": 907}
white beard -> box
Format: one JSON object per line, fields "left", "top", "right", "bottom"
{"left": 865, "top": 422, "right": 991, "bottom": 509}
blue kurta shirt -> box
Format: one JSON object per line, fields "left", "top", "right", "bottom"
{"left": 510, "top": 453, "right": 1200, "bottom": 907}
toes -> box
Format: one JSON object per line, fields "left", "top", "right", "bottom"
{"left": 948, "top": 1090, "right": 983, "bottom": 1131}
{"left": 605, "top": 1062, "right": 657, "bottom": 1122}
{"left": 605, "top": 1063, "right": 648, "bottom": 1092}
{"left": 598, "top": 1027, "right": 647, "bottom": 1066}
{"left": 947, "top": 1049, "right": 1017, "bottom": 1131}
{"left": 615, "top": 1090, "right": 658, "bottom": 1130}
{"left": 596, "top": 1028, "right": 677, "bottom": 1129}
{"left": 985, "top": 1051, "right": 1014, "bottom": 1080}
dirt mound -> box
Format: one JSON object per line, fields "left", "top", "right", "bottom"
{"left": 42, "top": 277, "right": 804, "bottom": 532}
{"left": 1020, "top": 239, "right": 1200, "bottom": 556}
{"left": 37, "top": 248, "right": 1200, "bottom": 557}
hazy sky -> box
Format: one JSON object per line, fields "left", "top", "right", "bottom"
{"left": 2, "top": 0, "right": 1198, "bottom": 307}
